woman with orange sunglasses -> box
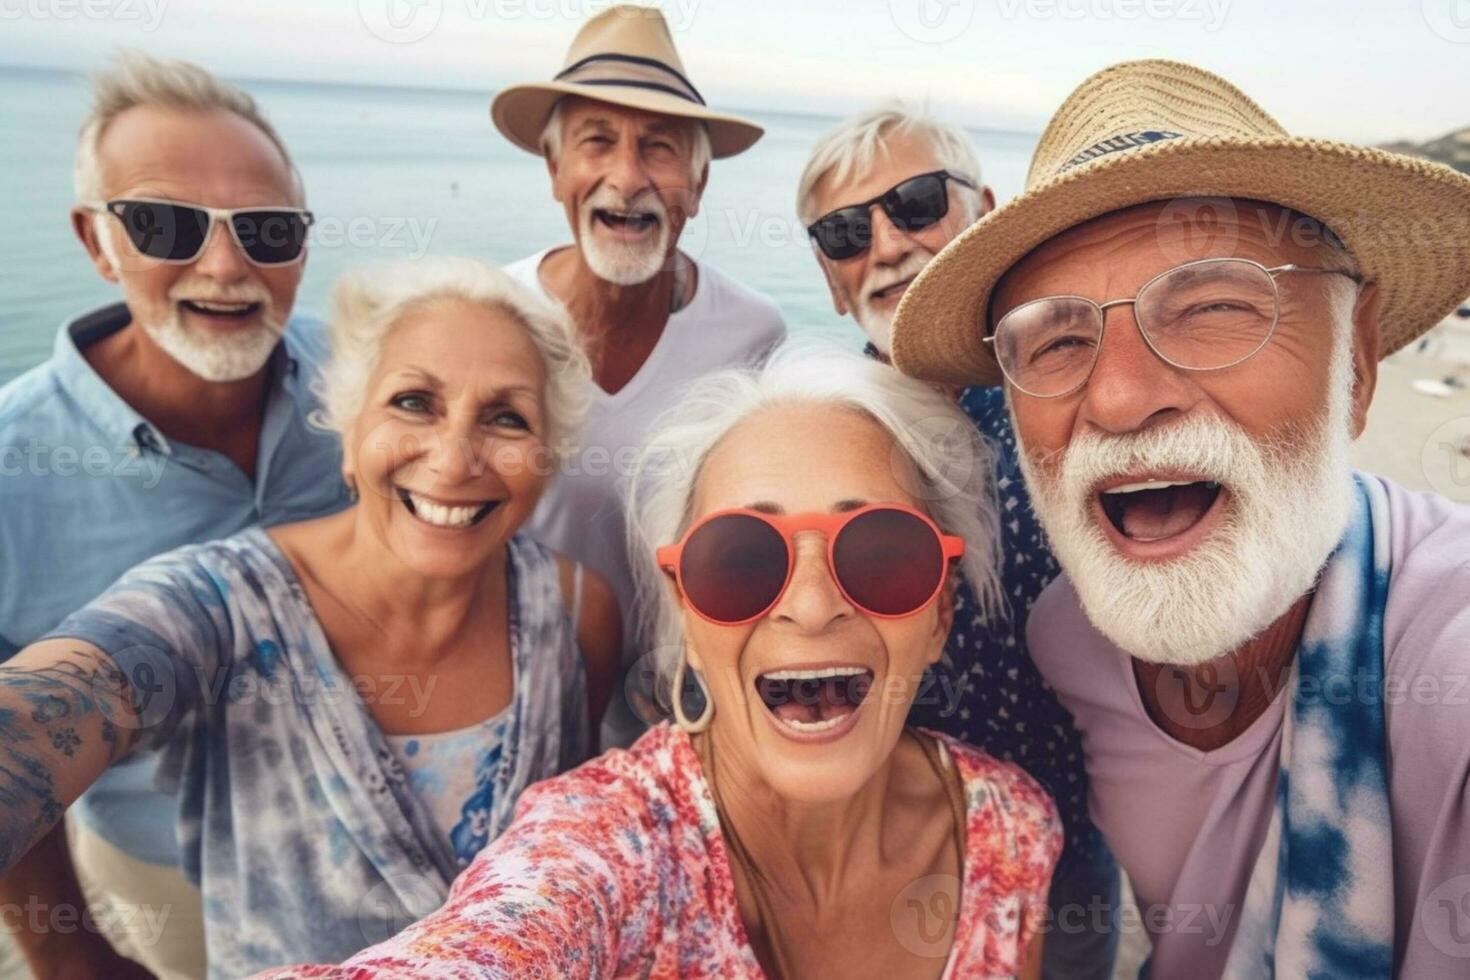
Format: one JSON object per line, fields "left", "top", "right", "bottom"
{"left": 265, "top": 343, "right": 1060, "bottom": 980}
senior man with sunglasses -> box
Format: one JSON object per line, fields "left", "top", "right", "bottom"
{"left": 894, "top": 60, "right": 1470, "bottom": 978}
{"left": 796, "top": 103, "right": 1119, "bottom": 980}
{"left": 0, "top": 52, "right": 345, "bottom": 978}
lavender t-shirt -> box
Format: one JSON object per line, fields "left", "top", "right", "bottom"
{"left": 1027, "top": 474, "right": 1470, "bottom": 978}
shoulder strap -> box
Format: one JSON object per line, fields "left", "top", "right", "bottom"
{"left": 915, "top": 730, "right": 969, "bottom": 858}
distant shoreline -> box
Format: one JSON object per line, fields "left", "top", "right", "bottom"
{"left": 0, "top": 61, "right": 1046, "bottom": 139}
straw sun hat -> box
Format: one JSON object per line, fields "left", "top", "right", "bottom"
{"left": 491, "top": 5, "right": 763, "bottom": 160}
{"left": 891, "top": 59, "right": 1470, "bottom": 387}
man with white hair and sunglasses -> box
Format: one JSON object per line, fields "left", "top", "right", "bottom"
{"left": 0, "top": 52, "right": 345, "bottom": 977}
{"left": 490, "top": 6, "right": 785, "bottom": 745}
{"left": 895, "top": 59, "right": 1470, "bottom": 977}
{"left": 797, "top": 102, "right": 1120, "bottom": 979}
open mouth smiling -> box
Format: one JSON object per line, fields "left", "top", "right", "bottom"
{"left": 179, "top": 299, "right": 262, "bottom": 319}
{"left": 754, "top": 665, "right": 874, "bottom": 738}
{"left": 395, "top": 488, "right": 500, "bottom": 530}
{"left": 1094, "top": 476, "right": 1227, "bottom": 556}
{"left": 593, "top": 207, "right": 659, "bottom": 233}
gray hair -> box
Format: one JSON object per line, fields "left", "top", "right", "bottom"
{"left": 314, "top": 257, "right": 591, "bottom": 462}
{"left": 539, "top": 97, "right": 712, "bottom": 181}
{"left": 625, "top": 340, "right": 1004, "bottom": 709}
{"left": 75, "top": 50, "right": 301, "bottom": 204}
{"left": 797, "top": 100, "right": 983, "bottom": 226}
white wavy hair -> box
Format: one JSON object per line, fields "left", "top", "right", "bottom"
{"left": 625, "top": 340, "right": 1004, "bottom": 709}
{"left": 796, "top": 100, "right": 983, "bottom": 226}
{"left": 313, "top": 257, "right": 591, "bottom": 461}
{"left": 75, "top": 50, "right": 301, "bottom": 205}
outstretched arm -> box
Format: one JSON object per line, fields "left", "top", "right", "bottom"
{"left": 0, "top": 640, "right": 143, "bottom": 875}
{"left": 256, "top": 763, "right": 667, "bottom": 979}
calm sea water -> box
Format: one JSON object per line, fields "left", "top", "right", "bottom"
{"left": 0, "top": 65, "right": 1038, "bottom": 384}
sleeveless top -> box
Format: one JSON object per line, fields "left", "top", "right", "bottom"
{"left": 386, "top": 562, "right": 588, "bottom": 867}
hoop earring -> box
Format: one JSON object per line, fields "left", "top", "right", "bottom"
{"left": 672, "top": 649, "right": 713, "bottom": 734}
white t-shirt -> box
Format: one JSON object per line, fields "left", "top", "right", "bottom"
{"left": 505, "top": 247, "right": 786, "bottom": 741}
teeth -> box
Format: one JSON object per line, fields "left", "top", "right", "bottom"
{"left": 188, "top": 300, "right": 252, "bottom": 313}
{"left": 600, "top": 209, "right": 656, "bottom": 224}
{"left": 778, "top": 713, "right": 850, "bottom": 733}
{"left": 1107, "top": 479, "right": 1203, "bottom": 494}
{"left": 405, "top": 492, "right": 488, "bottom": 529}
{"left": 760, "top": 666, "right": 869, "bottom": 682}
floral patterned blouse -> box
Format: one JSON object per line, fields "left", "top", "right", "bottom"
{"left": 261, "top": 722, "right": 1062, "bottom": 979}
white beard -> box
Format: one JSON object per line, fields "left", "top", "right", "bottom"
{"left": 850, "top": 250, "right": 933, "bottom": 356}
{"left": 142, "top": 308, "right": 281, "bottom": 382}
{"left": 97, "top": 219, "right": 282, "bottom": 382}
{"left": 578, "top": 188, "right": 671, "bottom": 286}
{"left": 1018, "top": 337, "right": 1357, "bottom": 666}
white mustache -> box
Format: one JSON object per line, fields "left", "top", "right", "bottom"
{"left": 1049, "top": 413, "right": 1272, "bottom": 502}
{"left": 863, "top": 251, "right": 932, "bottom": 300}
{"left": 168, "top": 277, "right": 273, "bottom": 308}
{"left": 582, "top": 187, "right": 668, "bottom": 224}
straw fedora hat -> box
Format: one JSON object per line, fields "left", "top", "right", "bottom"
{"left": 891, "top": 59, "right": 1470, "bottom": 386}
{"left": 491, "top": 5, "right": 763, "bottom": 159}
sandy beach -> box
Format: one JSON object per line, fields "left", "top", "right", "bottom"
{"left": 1355, "top": 347, "right": 1470, "bottom": 504}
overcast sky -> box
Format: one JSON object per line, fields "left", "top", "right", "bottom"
{"left": 2, "top": 0, "right": 1465, "bottom": 142}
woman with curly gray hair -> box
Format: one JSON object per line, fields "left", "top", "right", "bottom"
{"left": 264, "top": 342, "right": 1058, "bottom": 980}
{"left": 0, "top": 257, "right": 620, "bottom": 977}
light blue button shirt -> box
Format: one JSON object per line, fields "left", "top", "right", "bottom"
{"left": 0, "top": 303, "right": 348, "bottom": 864}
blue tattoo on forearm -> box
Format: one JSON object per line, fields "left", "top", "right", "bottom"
{"left": 0, "top": 655, "right": 130, "bottom": 871}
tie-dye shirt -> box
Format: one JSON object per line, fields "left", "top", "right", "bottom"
{"left": 261, "top": 723, "right": 1062, "bottom": 979}
{"left": 44, "top": 528, "right": 590, "bottom": 978}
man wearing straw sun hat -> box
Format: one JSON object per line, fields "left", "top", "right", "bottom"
{"left": 893, "top": 59, "right": 1470, "bottom": 977}
{"left": 491, "top": 6, "right": 786, "bottom": 747}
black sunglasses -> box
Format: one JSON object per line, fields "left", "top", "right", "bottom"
{"left": 89, "top": 198, "right": 314, "bottom": 267}
{"left": 807, "top": 170, "right": 975, "bottom": 261}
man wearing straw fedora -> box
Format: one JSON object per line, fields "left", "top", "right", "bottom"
{"left": 491, "top": 6, "right": 786, "bottom": 746}
{"left": 893, "top": 59, "right": 1470, "bottom": 978}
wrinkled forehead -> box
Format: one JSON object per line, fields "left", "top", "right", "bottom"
{"left": 374, "top": 298, "right": 548, "bottom": 395}
{"left": 992, "top": 198, "right": 1339, "bottom": 315}
{"left": 690, "top": 403, "right": 921, "bottom": 518}
{"left": 97, "top": 104, "right": 298, "bottom": 205}
{"left": 558, "top": 95, "right": 695, "bottom": 140}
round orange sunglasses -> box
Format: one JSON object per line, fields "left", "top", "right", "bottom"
{"left": 656, "top": 502, "right": 965, "bottom": 626}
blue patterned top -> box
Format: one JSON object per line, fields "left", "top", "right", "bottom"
{"left": 386, "top": 704, "right": 515, "bottom": 868}
{"left": 905, "top": 382, "right": 1100, "bottom": 869}
{"left": 44, "top": 527, "right": 590, "bottom": 978}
